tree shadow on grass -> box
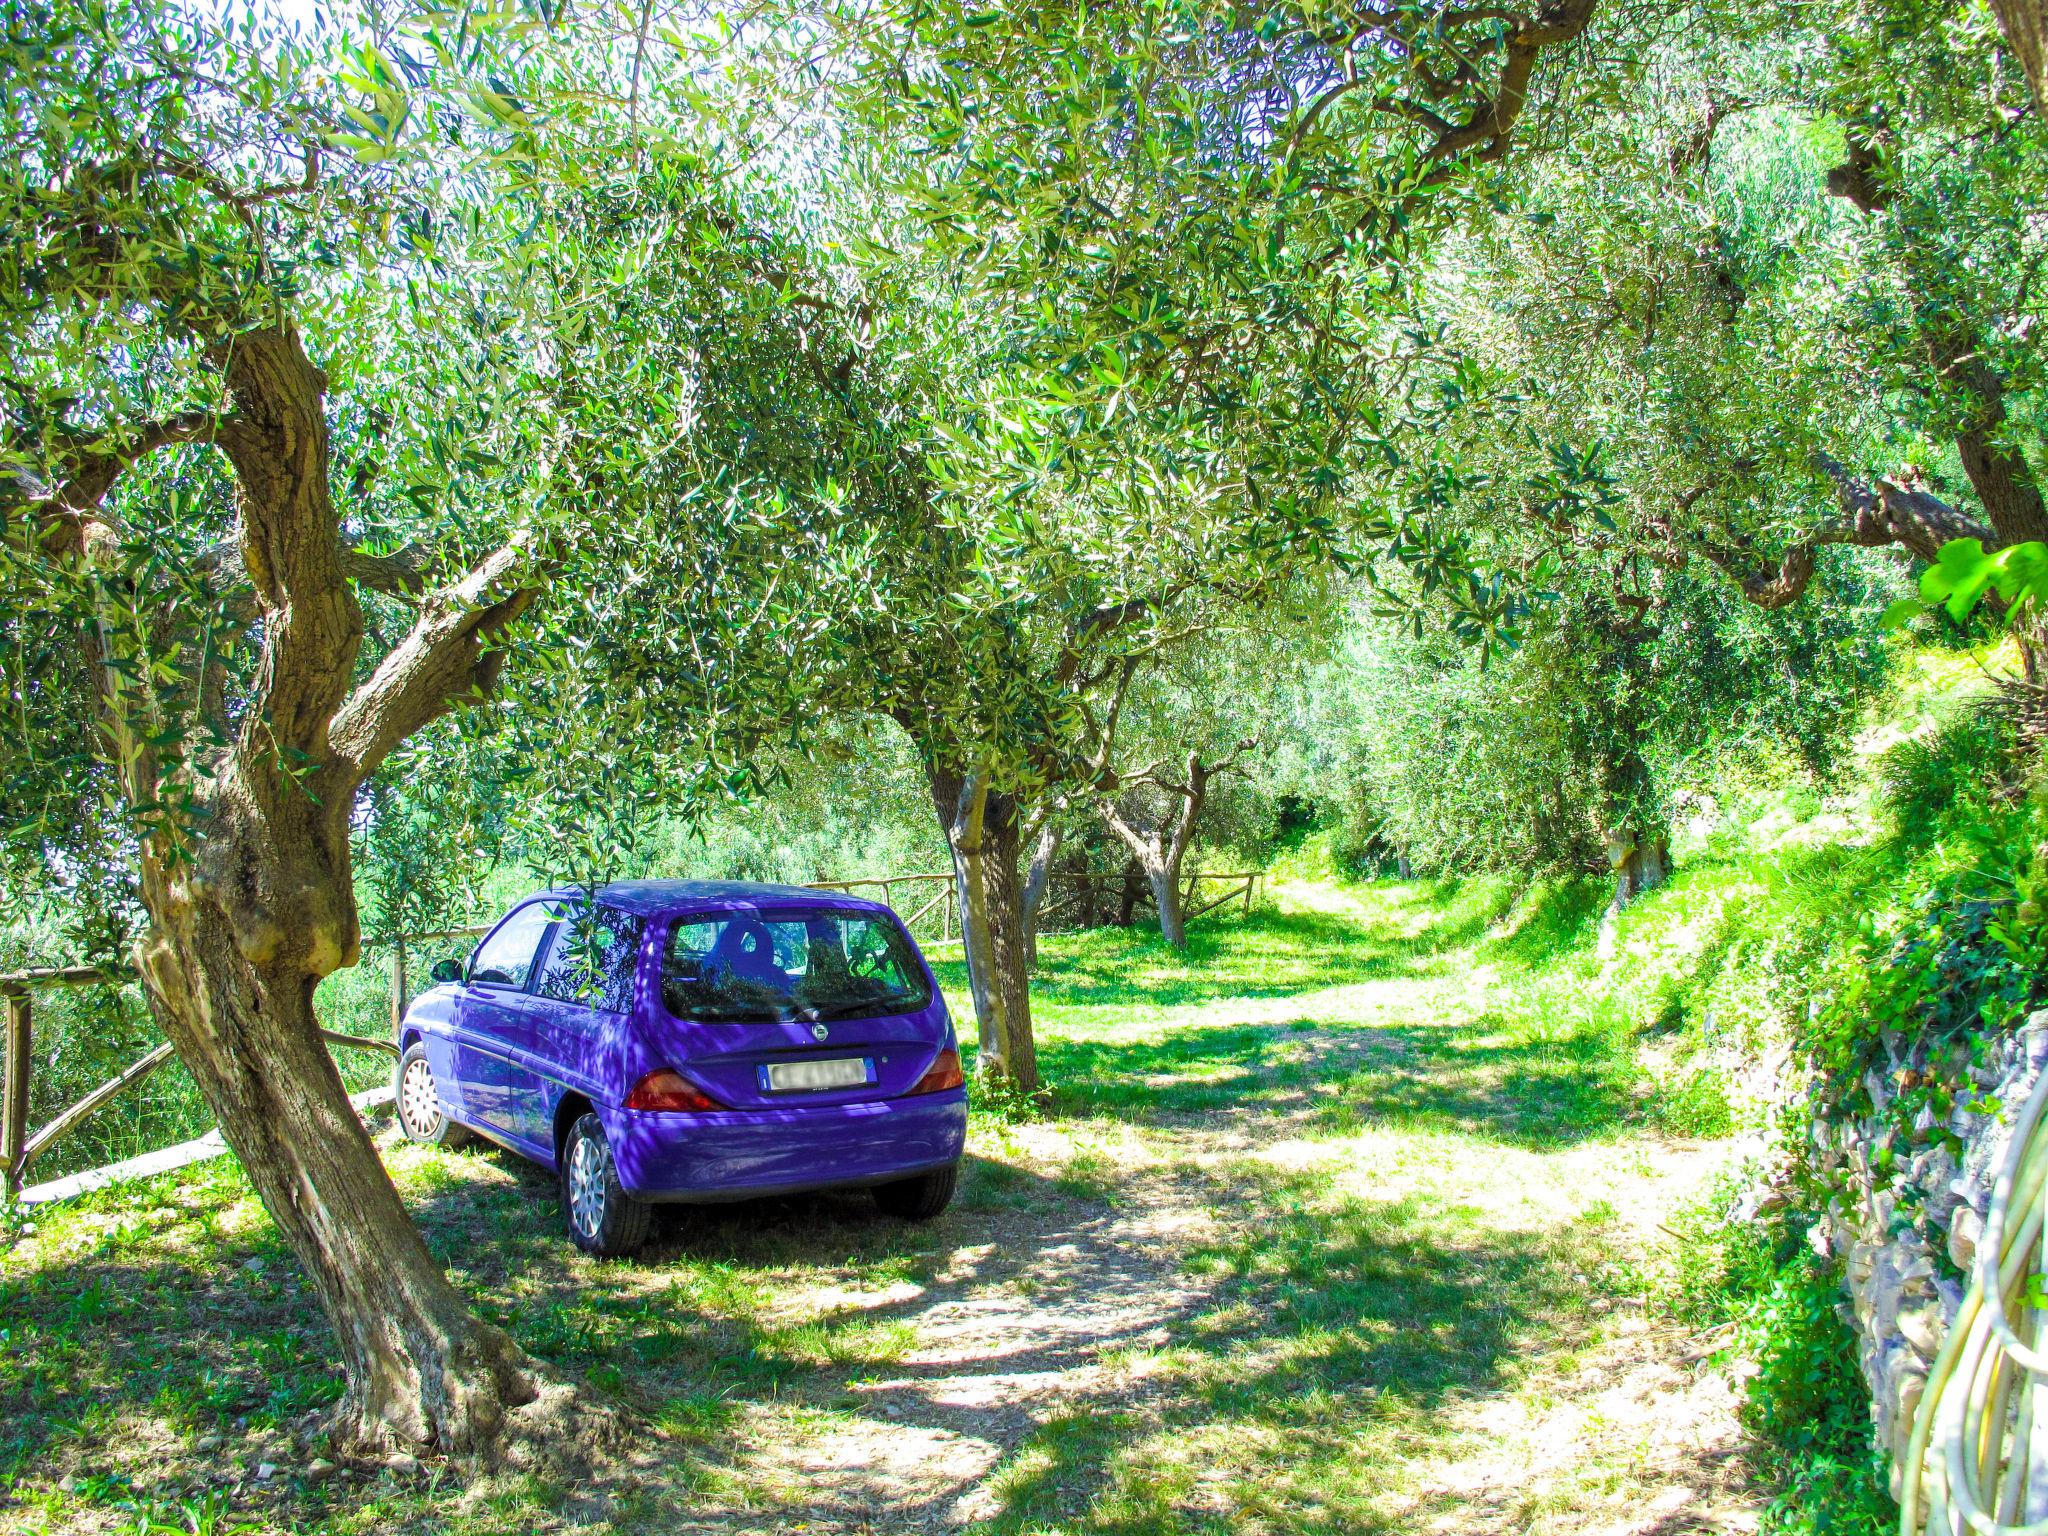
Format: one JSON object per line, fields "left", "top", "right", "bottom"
{"left": 0, "top": 1148, "right": 1124, "bottom": 1531}
{"left": 1036, "top": 1010, "right": 1645, "bottom": 1149}
{"left": 968, "top": 1167, "right": 1610, "bottom": 1536}
{"left": 469, "top": 1157, "right": 1608, "bottom": 1535}
{"left": 3, "top": 1122, "right": 1644, "bottom": 1535}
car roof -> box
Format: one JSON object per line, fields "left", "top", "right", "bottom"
{"left": 544, "top": 879, "right": 895, "bottom": 919}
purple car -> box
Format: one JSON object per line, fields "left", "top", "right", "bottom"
{"left": 391, "top": 880, "right": 967, "bottom": 1256}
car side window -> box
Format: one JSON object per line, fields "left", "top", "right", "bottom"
{"left": 533, "top": 905, "right": 643, "bottom": 1012}
{"left": 468, "top": 903, "right": 554, "bottom": 989}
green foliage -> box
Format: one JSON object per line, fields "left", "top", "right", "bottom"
{"left": 1244, "top": 567, "right": 1894, "bottom": 880}
{"left": 1876, "top": 701, "right": 2015, "bottom": 829}
{"left": 1660, "top": 1069, "right": 1737, "bottom": 1138}
{"left": 1670, "top": 1187, "right": 1893, "bottom": 1536}
{"left": 1806, "top": 787, "right": 2048, "bottom": 1108}
{"left": 1886, "top": 538, "right": 2048, "bottom": 629}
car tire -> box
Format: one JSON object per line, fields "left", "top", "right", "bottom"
{"left": 874, "top": 1161, "right": 958, "bottom": 1221}
{"left": 394, "top": 1042, "right": 471, "bottom": 1147}
{"left": 560, "top": 1112, "right": 652, "bottom": 1258}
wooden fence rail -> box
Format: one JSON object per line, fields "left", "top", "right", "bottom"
{"left": 0, "top": 969, "right": 398, "bottom": 1200}
{"left": 802, "top": 869, "right": 1262, "bottom": 942}
{"left": 5, "top": 867, "right": 1262, "bottom": 1200}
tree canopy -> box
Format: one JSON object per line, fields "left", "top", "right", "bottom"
{"left": 5, "top": 0, "right": 2046, "bottom": 1470}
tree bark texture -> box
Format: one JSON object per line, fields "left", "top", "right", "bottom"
{"left": 43, "top": 322, "right": 545, "bottom": 1456}
{"left": 1992, "top": 0, "right": 2048, "bottom": 117}
{"left": 927, "top": 764, "right": 1039, "bottom": 1092}
{"left": 1149, "top": 867, "right": 1189, "bottom": 948}
{"left": 135, "top": 888, "right": 535, "bottom": 1450}
{"left": 1020, "top": 816, "right": 1062, "bottom": 969}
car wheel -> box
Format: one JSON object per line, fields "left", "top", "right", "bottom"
{"left": 395, "top": 1043, "right": 470, "bottom": 1147}
{"left": 561, "top": 1112, "right": 652, "bottom": 1258}
{"left": 874, "top": 1161, "right": 958, "bottom": 1221}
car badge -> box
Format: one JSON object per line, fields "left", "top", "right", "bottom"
{"left": 812, "top": 1022, "right": 829, "bottom": 1041}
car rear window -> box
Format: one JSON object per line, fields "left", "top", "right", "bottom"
{"left": 661, "top": 910, "right": 932, "bottom": 1024}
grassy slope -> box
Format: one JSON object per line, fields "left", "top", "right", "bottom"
{"left": 1, "top": 855, "right": 1792, "bottom": 1536}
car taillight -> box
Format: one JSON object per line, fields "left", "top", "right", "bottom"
{"left": 907, "top": 1047, "right": 964, "bottom": 1095}
{"left": 625, "top": 1069, "right": 724, "bottom": 1112}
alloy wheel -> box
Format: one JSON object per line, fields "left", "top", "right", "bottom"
{"left": 399, "top": 1056, "right": 441, "bottom": 1137}
{"left": 569, "top": 1134, "right": 607, "bottom": 1238}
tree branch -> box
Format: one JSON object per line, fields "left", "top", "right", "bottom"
{"left": 1686, "top": 459, "right": 1993, "bottom": 609}
{"left": 341, "top": 542, "right": 432, "bottom": 599}
{"left": 327, "top": 539, "right": 542, "bottom": 784}
{"left": 17, "top": 410, "right": 241, "bottom": 558}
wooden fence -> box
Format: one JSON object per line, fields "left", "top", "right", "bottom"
{"left": 0, "top": 967, "right": 397, "bottom": 1200}
{"left": 1030, "top": 869, "right": 1262, "bottom": 932}
{"left": 4, "top": 868, "right": 1261, "bottom": 1200}
{"left": 800, "top": 869, "right": 1263, "bottom": 945}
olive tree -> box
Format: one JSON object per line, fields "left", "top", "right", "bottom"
{"left": 1079, "top": 638, "right": 1277, "bottom": 948}
{"left": 646, "top": 0, "right": 1614, "bottom": 1088}
{"left": 1, "top": 0, "right": 841, "bottom": 1454}
{"left": 1427, "top": 9, "right": 2047, "bottom": 658}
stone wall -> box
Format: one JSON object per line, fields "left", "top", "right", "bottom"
{"left": 1806, "top": 1009, "right": 2048, "bottom": 1494}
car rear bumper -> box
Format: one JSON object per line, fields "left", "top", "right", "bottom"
{"left": 602, "top": 1089, "right": 968, "bottom": 1202}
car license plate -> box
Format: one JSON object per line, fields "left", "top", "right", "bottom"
{"left": 764, "top": 1057, "right": 870, "bottom": 1092}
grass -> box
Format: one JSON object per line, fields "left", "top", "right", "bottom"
{"left": 0, "top": 841, "right": 1834, "bottom": 1535}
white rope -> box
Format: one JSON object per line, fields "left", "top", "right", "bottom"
{"left": 1903, "top": 1061, "right": 2048, "bottom": 1534}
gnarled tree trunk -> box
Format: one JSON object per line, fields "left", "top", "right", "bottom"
{"left": 136, "top": 873, "right": 536, "bottom": 1451}
{"left": 42, "top": 321, "right": 547, "bottom": 1457}
{"left": 927, "top": 763, "right": 1038, "bottom": 1092}
{"left": 1602, "top": 827, "right": 1671, "bottom": 908}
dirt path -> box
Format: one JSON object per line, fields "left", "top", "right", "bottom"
{"left": 650, "top": 964, "right": 1763, "bottom": 1535}
{"left": 2, "top": 884, "right": 1765, "bottom": 1536}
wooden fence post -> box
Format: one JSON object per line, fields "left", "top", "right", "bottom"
{"left": 3, "top": 987, "right": 29, "bottom": 1200}
{"left": 388, "top": 935, "right": 408, "bottom": 1039}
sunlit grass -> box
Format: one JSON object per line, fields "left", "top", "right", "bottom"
{"left": 0, "top": 853, "right": 1826, "bottom": 1534}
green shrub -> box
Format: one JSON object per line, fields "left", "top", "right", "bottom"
{"left": 1656, "top": 1067, "right": 1735, "bottom": 1137}
{"left": 1876, "top": 699, "right": 2014, "bottom": 831}
{"left": 1669, "top": 1183, "right": 1893, "bottom": 1535}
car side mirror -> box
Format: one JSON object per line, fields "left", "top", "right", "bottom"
{"left": 430, "top": 958, "right": 463, "bottom": 985}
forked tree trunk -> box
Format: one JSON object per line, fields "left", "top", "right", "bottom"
{"left": 42, "top": 321, "right": 547, "bottom": 1458}
{"left": 927, "top": 764, "right": 1039, "bottom": 1092}
{"left": 1098, "top": 747, "right": 1241, "bottom": 951}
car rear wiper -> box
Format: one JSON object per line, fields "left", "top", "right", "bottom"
{"left": 683, "top": 1006, "right": 787, "bottom": 1023}
{"left": 813, "top": 993, "right": 922, "bottom": 1022}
